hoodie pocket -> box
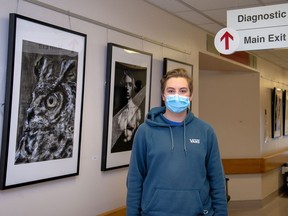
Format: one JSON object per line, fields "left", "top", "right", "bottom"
{"left": 143, "top": 188, "right": 203, "bottom": 215}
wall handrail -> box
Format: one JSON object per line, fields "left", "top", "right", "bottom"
{"left": 222, "top": 150, "right": 288, "bottom": 174}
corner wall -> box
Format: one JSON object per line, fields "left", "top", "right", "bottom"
{"left": 199, "top": 54, "right": 288, "bottom": 201}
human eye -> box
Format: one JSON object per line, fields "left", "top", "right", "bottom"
{"left": 179, "top": 88, "right": 188, "bottom": 95}
{"left": 166, "top": 88, "right": 175, "bottom": 95}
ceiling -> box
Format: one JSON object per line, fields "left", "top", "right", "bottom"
{"left": 144, "top": 0, "right": 288, "bottom": 70}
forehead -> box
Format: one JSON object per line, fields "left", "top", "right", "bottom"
{"left": 165, "top": 77, "right": 188, "bottom": 88}
{"left": 125, "top": 75, "right": 133, "bottom": 82}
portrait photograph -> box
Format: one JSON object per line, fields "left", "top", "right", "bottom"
{"left": 271, "top": 87, "right": 282, "bottom": 138}
{"left": 111, "top": 62, "right": 146, "bottom": 153}
{"left": 101, "top": 43, "right": 152, "bottom": 171}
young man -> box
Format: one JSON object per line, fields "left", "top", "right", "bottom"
{"left": 126, "top": 68, "right": 228, "bottom": 215}
{"left": 117, "top": 71, "right": 141, "bottom": 143}
{"left": 112, "top": 71, "right": 142, "bottom": 153}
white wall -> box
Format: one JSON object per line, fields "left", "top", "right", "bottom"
{"left": 199, "top": 70, "right": 261, "bottom": 158}
{"left": 199, "top": 58, "right": 288, "bottom": 201}
{"left": 199, "top": 69, "right": 262, "bottom": 201}
{"left": 0, "top": 0, "right": 206, "bottom": 215}
{"left": 259, "top": 58, "right": 288, "bottom": 155}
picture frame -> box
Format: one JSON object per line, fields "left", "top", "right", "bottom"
{"left": 0, "top": 13, "right": 87, "bottom": 189}
{"left": 162, "top": 58, "right": 193, "bottom": 107}
{"left": 271, "top": 87, "right": 282, "bottom": 138}
{"left": 283, "top": 90, "right": 288, "bottom": 136}
{"left": 101, "top": 43, "right": 152, "bottom": 171}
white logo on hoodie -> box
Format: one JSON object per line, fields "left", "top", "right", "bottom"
{"left": 189, "top": 139, "right": 200, "bottom": 144}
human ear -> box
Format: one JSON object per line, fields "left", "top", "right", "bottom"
{"left": 189, "top": 94, "right": 193, "bottom": 101}
{"left": 162, "top": 94, "right": 166, "bottom": 102}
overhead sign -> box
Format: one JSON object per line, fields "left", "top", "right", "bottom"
{"left": 214, "top": 28, "right": 239, "bottom": 55}
{"left": 226, "top": 3, "right": 288, "bottom": 52}
{"left": 236, "top": 26, "right": 288, "bottom": 51}
{"left": 227, "top": 3, "right": 288, "bottom": 30}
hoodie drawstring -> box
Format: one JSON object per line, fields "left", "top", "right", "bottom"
{"left": 168, "top": 121, "right": 187, "bottom": 154}
{"left": 183, "top": 119, "right": 187, "bottom": 154}
{"left": 168, "top": 126, "right": 174, "bottom": 152}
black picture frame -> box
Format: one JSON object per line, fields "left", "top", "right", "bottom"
{"left": 271, "top": 87, "right": 282, "bottom": 138}
{"left": 0, "top": 13, "right": 87, "bottom": 189}
{"left": 283, "top": 90, "right": 288, "bottom": 136}
{"left": 101, "top": 43, "right": 152, "bottom": 171}
{"left": 162, "top": 58, "right": 193, "bottom": 107}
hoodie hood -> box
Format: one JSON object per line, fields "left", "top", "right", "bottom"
{"left": 145, "top": 106, "right": 195, "bottom": 153}
{"left": 146, "top": 106, "right": 194, "bottom": 126}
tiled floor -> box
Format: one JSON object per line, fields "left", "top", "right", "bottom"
{"left": 228, "top": 194, "right": 288, "bottom": 216}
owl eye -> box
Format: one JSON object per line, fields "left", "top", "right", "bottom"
{"left": 46, "top": 94, "right": 58, "bottom": 108}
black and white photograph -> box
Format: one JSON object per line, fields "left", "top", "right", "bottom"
{"left": 101, "top": 43, "right": 152, "bottom": 171}
{"left": 0, "top": 13, "right": 86, "bottom": 189}
{"left": 163, "top": 58, "right": 193, "bottom": 78}
{"left": 15, "top": 41, "right": 79, "bottom": 164}
{"left": 271, "top": 87, "right": 282, "bottom": 138}
{"left": 111, "top": 62, "right": 146, "bottom": 153}
{"left": 283, "top": 90, "right": 288, "bottom": 136}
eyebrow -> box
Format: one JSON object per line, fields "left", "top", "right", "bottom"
{"left": 166, "top": 87, "right": 188, "bottom": 90}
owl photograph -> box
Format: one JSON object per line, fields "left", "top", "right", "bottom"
{"left": 15, "top": 40, "right": 78, "bottom": 164}
{"left": 0, "top": 13, "right": 86, "bottom": 189}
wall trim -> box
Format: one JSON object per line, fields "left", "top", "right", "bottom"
{"left": 97, "top": 206, "right": 126, "bottom": 216}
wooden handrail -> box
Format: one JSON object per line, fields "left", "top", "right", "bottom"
{"left": 222, "top": 150, "right": 288, "bottom": 174}
{"left": 97, "top": 206, "right": 126, "bottom": 216}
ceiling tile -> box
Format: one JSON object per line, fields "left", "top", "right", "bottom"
{"left": 203, "top": 9, "right": 227, "bottom": 25}
{"left": 176, "top": 10, "right": 214, "bottom": 25}
{"left": 198, "top": 23, "right": 224, "bottom": 34}
{"left": 145, "top": 0, "right": 191, "bottom": 13}
{"left": 181, "top": 0, "right": 261, "bottom": 11}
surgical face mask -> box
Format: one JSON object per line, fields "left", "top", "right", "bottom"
{"left": 165, "top": 94, "right": 190, "bottom": 113}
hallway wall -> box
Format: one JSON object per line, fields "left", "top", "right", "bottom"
{"left": 199, "top": 59, "right": 288, "bottom": 201}
{"left": 1, "top": 0, "right": 288, "bottom": 215}
{"left": 0, "top": 0, "right": 205, "bottom": 215}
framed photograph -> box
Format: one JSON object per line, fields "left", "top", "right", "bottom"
{"left": 283, "top": 90, "right": 288, "bottom": 136}
{"left": 271, "top": 87, "right": 282, "bottom": 138}
{"left": 101, "top": 43, "right": 152, "bottom": 171}
{"left": 0, "top": 13, "right": 86, "bottom": 189}
{"left": 162, "top": 58, "right": 193, "bottom": 107}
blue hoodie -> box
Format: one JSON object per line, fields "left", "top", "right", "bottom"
{"left": 126, "top": 107, "right": 228, "bottom": 216}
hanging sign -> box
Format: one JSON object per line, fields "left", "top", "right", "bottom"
{"left": 227, "top": 3, "right": 288, "bottom": 51}
{"left": 214, "top": 27, "right": 240, "bottom": 55}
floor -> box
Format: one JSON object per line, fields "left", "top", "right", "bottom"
{"left": 228, "top": 194, "right": 288, "bottom": 216}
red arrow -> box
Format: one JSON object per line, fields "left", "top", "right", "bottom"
{"left": 220, "top": 31, "right": 234, "bottom": 50}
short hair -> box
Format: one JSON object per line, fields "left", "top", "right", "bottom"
{"left": 120, "top": 70, "right": 136, "bottom": 89}
{"left": 160, "top": 68, "right": 193, "bottom": 95}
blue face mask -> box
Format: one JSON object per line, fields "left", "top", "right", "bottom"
{"left": 165, "top": 94, "right": 190, "bottom": 113}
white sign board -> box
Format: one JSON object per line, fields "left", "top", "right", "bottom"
{"left": 227, "top": 3, "right": 288, "bottom": 30}
{"left": 226, "top": 3, "right": 288, "bottom": 51}
{"left": 237, "top": 26, "right": 288, "bottom": 51}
